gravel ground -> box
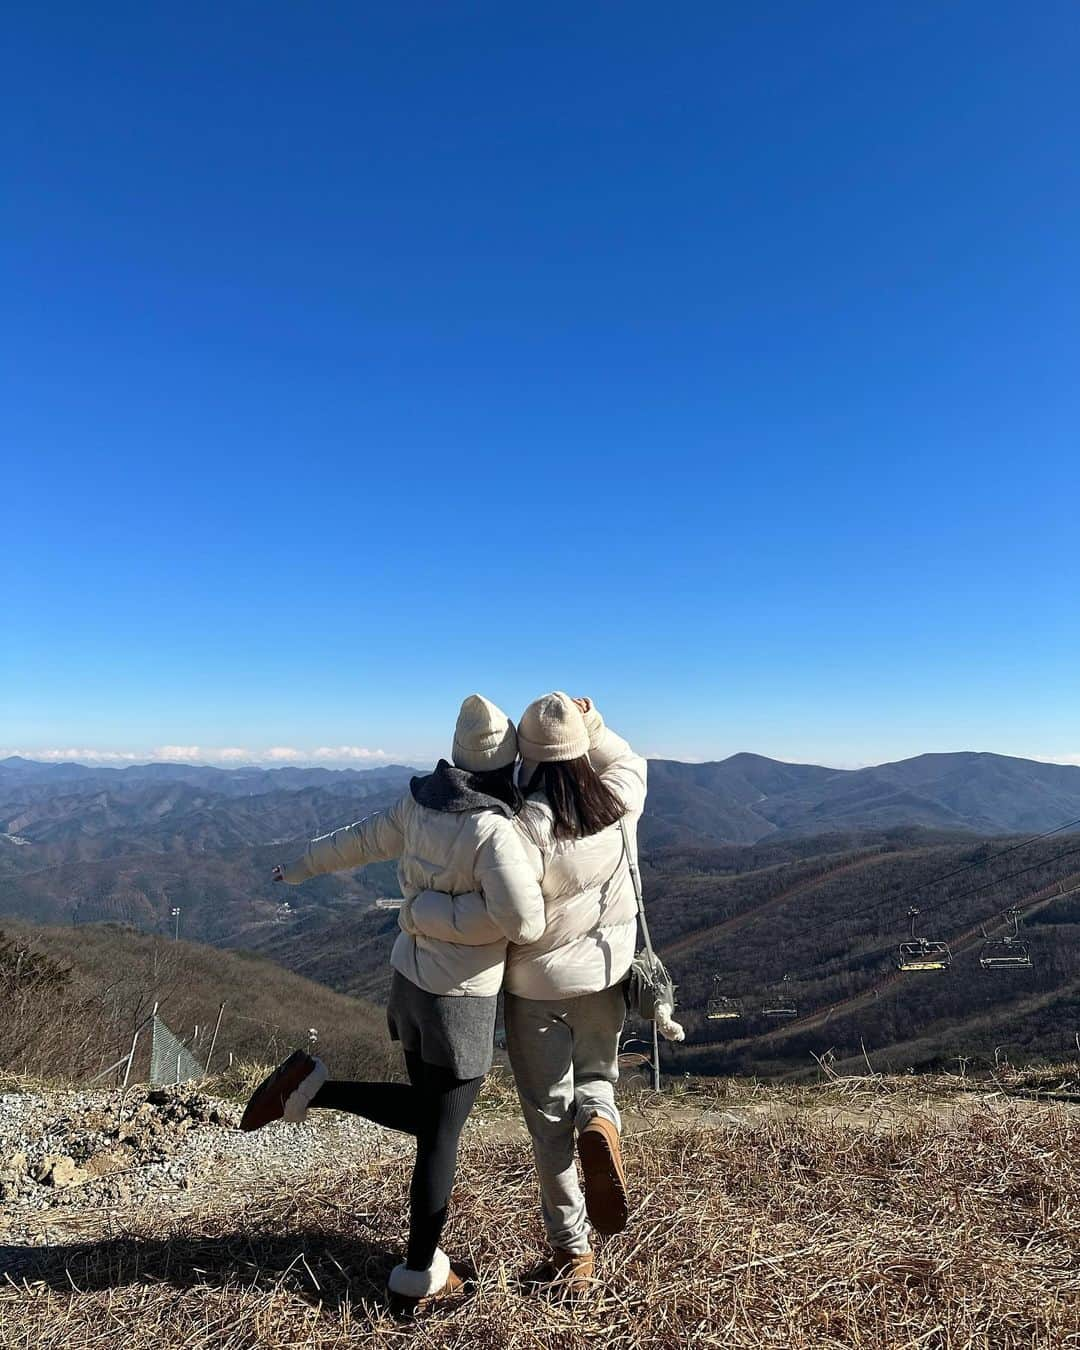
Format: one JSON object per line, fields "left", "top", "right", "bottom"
{"left": 0, "top": 1085, "right": 408, "bottom": 1245}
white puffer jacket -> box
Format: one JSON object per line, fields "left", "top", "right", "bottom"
{"left": 407, "top": 711, "right": 647, "bottom": 1001}
{"left": 280, "top": 762, "right": 545, "bottom": 997}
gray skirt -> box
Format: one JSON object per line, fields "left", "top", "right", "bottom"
{"left": 386, "top": 970, "right": 497, "bottom": 1081}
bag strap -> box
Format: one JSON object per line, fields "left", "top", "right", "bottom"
{"left": 619, "top": 816, "right": 656, "bottom": 961}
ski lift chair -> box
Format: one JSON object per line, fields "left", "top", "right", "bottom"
{"left": 979, "top": 910, "right": 1032, "bottom": 970}
{"left": 762, "top": 975, "right": 798, "bottom": 1018}
{"left": 706, "top": 977, "right": 743, "bottom": 1021}
{"left": 897, "top": 906, "right": 952, "bottom": 971}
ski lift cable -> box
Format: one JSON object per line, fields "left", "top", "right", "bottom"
{"left": 834, "top": 817, "right": 1080, "bottom": 933}
{"left": 727, "top": 878, "right": 1080, "bottom": 1043}
{"left": 875, "top": 814, "right": 1080, "bottom": 917}
{"left": 693, "top": 821, "right": 1080, "bottom": 1011}
{"left": 912, "top": 841, "right": 1080, "bottom": 922}
{"left": 731, "top": 842, "right": 1080, "bottom": 1005}
{"left": 771, "top": 832, "right": 1080, "bottom": 952}
{"left": 703, "top": 813, "right": 1080, "bottom": 968}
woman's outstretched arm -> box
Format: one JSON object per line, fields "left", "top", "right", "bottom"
{"left": 275, "top": 799, "right": 407, "bottom": 884}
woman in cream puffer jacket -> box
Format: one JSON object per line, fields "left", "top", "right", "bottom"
{"left": 242, "top": 694, "right": 544, "bottom": 1315}
{"left": 505, "top": 702, "right": 645, "bottom": 999}
{"left": 406, "top": 694, "right": 646, "bottom": 1290}
{"left": 281, "top": 758, "right": 545, "bottom": 997}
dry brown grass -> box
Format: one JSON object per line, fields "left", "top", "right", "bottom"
{"left": 3, "top": 1088, "right": 1078, "bottom": 1349}
{"left": 0, "top": 921, "right": 398, "bottom": 1089}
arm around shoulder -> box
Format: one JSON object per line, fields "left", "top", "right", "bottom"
{"left": 474, "top": 816, "right": 546, "bottom": 945}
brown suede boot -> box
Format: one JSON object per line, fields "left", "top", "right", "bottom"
{"left": 577, "top": 1115, "right": 628, "bottom": 1234}
{"left": 239, "top": 1050, "right": 327, "bottom": 1132}
{"left": 524, "top": 1247, "right": 595, "bottom": 1298}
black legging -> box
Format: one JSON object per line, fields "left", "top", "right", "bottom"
{"left": 311, "top": 1053, "right": 482, "bottom": 1272}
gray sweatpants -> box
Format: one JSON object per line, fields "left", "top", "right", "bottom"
{"left": 504, "top": 984, "right": 625, "bottom": 1255}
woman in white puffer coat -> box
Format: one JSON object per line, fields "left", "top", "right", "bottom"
{"left": 406, "top": 692, "right": 645, "bottom": 1293}
{"left": 507, "top": 693, "right": 644, "bottom": 1291}
{"left": 239, "top": 694, "right": 544, "bottom": 1318}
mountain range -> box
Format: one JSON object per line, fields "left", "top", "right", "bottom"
{"left": 642, "top": 751, "right": 1080, "bottom": 845}
{"left": 3, "top": 745, "right": 1079, "bottom": 950}
{"left": 3, "top": 750, "right": 1079, "bottom": 1075}
{"left": 5, "top": 748, "right": 1080, "bottom": 860}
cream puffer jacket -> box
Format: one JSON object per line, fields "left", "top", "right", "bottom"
{"left": 407, "top": 710, "right": 647, "bottom": 1001}
{"left": 280, "top": 761, "right": 546, "bottom": 997}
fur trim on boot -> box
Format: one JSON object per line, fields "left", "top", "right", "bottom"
{"left": 281, "top": 1057, "right": 327, "bottom": 1123}
{"left": 387, "top": 1249, "right": 452, "bottom": 1299}
{"left": 240, "top": 1051, "right": 326, "bottom": 1132}
{"left": 387, "top": 1250, "right": 466, "bottom": 1320}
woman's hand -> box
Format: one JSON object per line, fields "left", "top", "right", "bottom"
{"left": 572, "top": 696, "right": 592, "bottom": 714}
{"left": 271, "top": 864, "right": 285, "bottom": 883}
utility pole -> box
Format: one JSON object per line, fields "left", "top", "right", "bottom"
{"left": 170, "top": 906, "right": 182, "bottom": 941}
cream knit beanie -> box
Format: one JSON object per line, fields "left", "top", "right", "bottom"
{"left": 452, "top": 694, "right": 518, "bottom": 773}
{"left": 517, "top": 691, "right": 590, "bottom": 764}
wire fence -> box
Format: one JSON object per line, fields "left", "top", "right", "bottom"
{"left": 149, "top": 1013, "right": 205, "bottom": 1085}
{"left": 88, "top": 1000, "right": 227, "bottom": 1088}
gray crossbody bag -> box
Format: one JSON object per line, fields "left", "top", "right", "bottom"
{"left": 619, "top": 817, "right": 685, "bottom": 1042}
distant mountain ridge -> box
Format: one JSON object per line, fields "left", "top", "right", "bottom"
{"left": 0, "top": 755, "right": 420, "bottom": 794}
{"left": 643, "top": 750, "right": 1080, "bottom": 846}
{"left": 4, "top": 750, "right": 1080, "bottom": 852}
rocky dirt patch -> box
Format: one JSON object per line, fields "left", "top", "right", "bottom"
{"left": 0, "top": 1084, "right": 405, "bottom": 1244}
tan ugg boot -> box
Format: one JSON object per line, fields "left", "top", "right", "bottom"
{"left": 524, "top": 1247, "right": 595, "bottom": 1297}
{"left": 577, "top": 1115, "right": 628, "bottom": 1234}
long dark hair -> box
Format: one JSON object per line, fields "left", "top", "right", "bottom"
{"left": 525, "top": 756, "right": 625, "bottom": 840}
{"left": 471, "top": 763, "right": 524, "bottom": 815}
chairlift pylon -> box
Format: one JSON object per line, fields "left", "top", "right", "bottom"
{"left": 706, "top": 976, "right": 742, "bottom": 1021}
{"left": 897, "top": 906, "right": 952, "bottom": 972}
{"left": 979, "top": 909, "right": 1032, "bottom": 970}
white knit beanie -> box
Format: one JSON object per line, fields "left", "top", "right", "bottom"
{"left": 517, "top": 691, "right": 590, "bottom": 764}
{"left": 452, "top": 694, "right": 518, "bottom": 772}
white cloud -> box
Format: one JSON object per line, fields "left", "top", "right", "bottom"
{"left": 311, "top": 746, "right": 390, "bottom": 761}
{"left": 0, "top": 747, "right": 144, "bottom": 763}
{"left": 3, "top": 744, "right": 402, "bottom": 768}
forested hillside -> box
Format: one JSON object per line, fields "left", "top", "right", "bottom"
{"left": 0, "top": 918, "right": 392, "bottom": 1082}
{"left": 645, "top": 830, "right": 1080, "bottom": 1076}
{"left": 5, "top": 750, "right": 1080, "bottom": 946}
{"left": 249, "top": 826, "right": 1080, "bottom": 1074}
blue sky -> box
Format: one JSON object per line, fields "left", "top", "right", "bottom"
{"left": 3, "top": 2, "right": 1078, "bottom": 769}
